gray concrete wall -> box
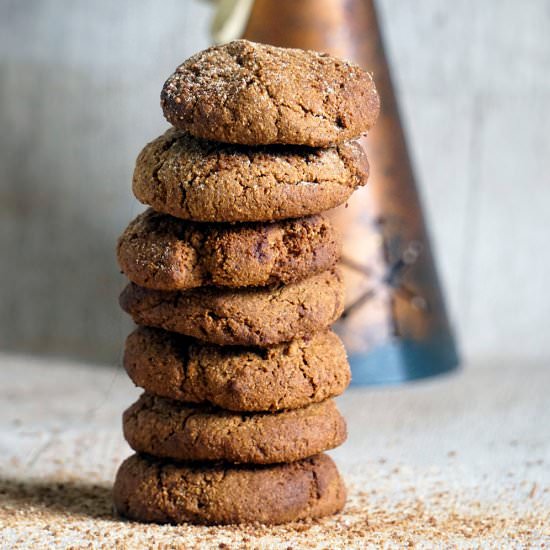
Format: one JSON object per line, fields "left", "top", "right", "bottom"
{"left": 0, "top": 0, "right": 548, "bottom": 365}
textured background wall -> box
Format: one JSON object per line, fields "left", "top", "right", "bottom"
{"left": 0, "top": 0, "right": 548, "bottom": 365}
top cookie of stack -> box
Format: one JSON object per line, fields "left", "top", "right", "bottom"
{"left": 162, "top": 39, "right": 379, "bottom": 147}
{"left": 132, "top": 39, "right": 379, "bottom": 223}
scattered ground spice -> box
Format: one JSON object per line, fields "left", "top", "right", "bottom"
{"left": 1, "top": 472, "right": 548, "bottom": 548}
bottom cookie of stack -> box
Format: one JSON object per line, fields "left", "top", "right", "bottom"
{"left": 113, "top": 453, "right": 346, "bottom": 525}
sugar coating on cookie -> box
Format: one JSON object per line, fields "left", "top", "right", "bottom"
{"left": 119, "top": 268, "right": 345, "bottom": 346}
{"left": 161, "top": 39, "right": 380, "bottom": 146}
{"left": 124, "top": 327, "right": 350, "bottom": 411}
{"left": 132, "top": 129, "right": 368, "bottom": 222}
{"left": 117, "top": 209, "right": 342, "bottom": 290}
{"left": 123, "top": 393, "right": 347, "bottom": 464}
{"left": 113, "top": 453, "right": 346, "bottom": 525}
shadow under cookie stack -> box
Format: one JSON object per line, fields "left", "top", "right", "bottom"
{"left": 113, "top": 40, "right": 379, "bottom": 525}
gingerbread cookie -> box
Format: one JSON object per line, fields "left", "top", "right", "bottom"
{"left": 132, "top": 129, "right": 368, "bottom": 222}
{"left": 119, "top": 269, "right": 344, "bottom": 346}
{"left": 161, "top": 40, "right": 379, "bottom": 146}
{"left": 113, "top": 453, "right": 346, "bottom": 524}
{"left": 117, "top": 209, "right": 341, "bottom": 290}
{"left": 123, "top": 393, "right": 346, "bottom": 464}
{"left": 124, "top": 327, "right": 350, "bottom": 411}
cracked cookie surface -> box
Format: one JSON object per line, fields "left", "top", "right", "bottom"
{"left": 119, "top": 268, "right": 345, "bottom": 346}
{"left": 132, "top": 128, "right": 368, "bottom": 222}
{"left": 113, "top": 453, "right": 346, "bottom": 525}
{"left": 124, "top": 327, "right": 350, "bottom": 411}
{"left": 117, "top": 209, "right": 341, "bottom": 290}
{"left": 123, "top": 393, "right": 347, "bottom": 464}
{"left": 161, "top": 39, "right": 379, "bottom": 147}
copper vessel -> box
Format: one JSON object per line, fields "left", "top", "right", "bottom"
{"left": 241, "top": 0, "right": 459, "bottom": 383}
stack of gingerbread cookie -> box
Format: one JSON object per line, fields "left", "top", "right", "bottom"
{"left": 113, "top": 40, "right": 379, "bottom": 525}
